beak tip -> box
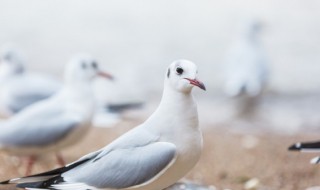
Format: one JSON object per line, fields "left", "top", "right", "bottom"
{"left": 184, "top": 78, "right": 206, "bottom": 91}
{"left": 199, "top": 84, "right": 206, "bottom": 91}
{"left": 199, "top": 82, "right": 206, "bottom": 91}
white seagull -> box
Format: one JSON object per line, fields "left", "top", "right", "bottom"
{"left": 0, "top": 59, "right": 206, "bottom": 190}
{"left": 223, "top": 19, "right": 269, "bottom": 116}
{"left": 0, "top": 46, "right": 61, "bottom": 116}
{"left": 289, "top": 140, "right": 320, "bottom": 164}
{"left": 224, "top": 19, "right": 268, "bottom": 98}
{"left": 0, "top": 55, "right": 113, "bottom": 175}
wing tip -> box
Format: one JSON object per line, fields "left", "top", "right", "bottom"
{"left": 0, "top": 177, "right": 22, "bottom": 185}
{"left": 0, "top": 180, "right": 11, "bottom": 185}
{"left": 288, "top": 143, "right": 301, "bottom": 151}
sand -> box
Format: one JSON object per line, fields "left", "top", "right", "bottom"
{"left": 0, "top": 119, "right": 319, "bottom": 190}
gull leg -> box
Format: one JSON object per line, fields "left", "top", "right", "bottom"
{"left": 25, "top": 156, "right": 36, "bottom": 176}
{"left": 55, "top": 152, "right": 65, "bottom": 166}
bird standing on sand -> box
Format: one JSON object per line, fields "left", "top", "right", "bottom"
{"left": 0, "top": 55, "right": 113, "bottom": 175}
{"left": 0, "top": 59, "right": 206, "bottom": 190}
{"left": 224, "top": 19, "right": 269, "bottom": 116}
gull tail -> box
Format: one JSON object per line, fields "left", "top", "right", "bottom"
{"left": 0, "top": 158, "right": 89, "bottom": 189}
{"left": 16, "top": 176, "right": 64, "bottom": 190}
{"left": 288, "top": 141, "right": 320, "bottom": 152}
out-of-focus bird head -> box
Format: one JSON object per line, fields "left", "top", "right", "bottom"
{"left": 65, "top": 54, "right": 113, "bottom": 85}
{"left": 241, "top": 18, "right": 263, "bottom": 40}
{"left": 165, "top": 60, "right": 206, "bottom": 93}
{"left": 0, "top": 46, "right": 25, "bottom": 76}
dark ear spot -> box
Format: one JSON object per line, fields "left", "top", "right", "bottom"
{"left": 167, "top": 68, "right": 170, "bottom": 78}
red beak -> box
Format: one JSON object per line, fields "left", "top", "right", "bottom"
{"left": 97, "top": 71, "right": 114, "bottom": 80}
{"left": 184, "top": 78, "right": 206, "bottom": 91}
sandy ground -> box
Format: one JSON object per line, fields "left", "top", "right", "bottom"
{"left": 0, "top": 118, "right": 319, "bottom": 190}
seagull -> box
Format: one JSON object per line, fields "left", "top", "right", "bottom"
{"left": 0, "top": 55, "right": 113, "bottom": 175}
{"left": 0, "top": 46, "right": 61, "bottom": 116}
{"left": 224, "top": 19, "right": 268, "bottom": 98}
{"left": 0, "top": 59, "right": 206, "bottom": 190}
{"left": 224, "top": 19, "right": 269, "bottom": 116}
{"left": 289, "top": 141, "right": 320, "bottom": 164}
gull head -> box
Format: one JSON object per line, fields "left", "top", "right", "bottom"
{"left": 165, "top": 60, "right": 206, "bottom": 93}
{"left": 65, "top": 55, "right": 113, "bottom": 84}
{"left": 0, "top": 45, "right": 25, "bottom": 75}
{"left": 240, "top": 18, "right": 262, "bottom": 40}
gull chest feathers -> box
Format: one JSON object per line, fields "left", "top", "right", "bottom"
{"left": 149, "top": 92, "right": 202, "bottom": 162}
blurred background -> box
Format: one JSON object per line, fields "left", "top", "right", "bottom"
{"left": 0, "top": 0, "right": 320, "bottom": 189}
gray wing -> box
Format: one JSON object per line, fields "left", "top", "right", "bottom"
{"left": 61, "top": 141, "right": 176, "bottom": 189}
{"left": 4, "top": 74, "right": 61, "bottom": 112}
{"left": 0, "top": 111, "right": 80, "bottom": 146}
{"left": 8, "top": 93, "right": 53, "bottom": 113}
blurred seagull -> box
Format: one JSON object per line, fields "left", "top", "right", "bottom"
{"left": 289, "top": 141, "right": 320, "bottom": 164}
{"left": 0, "top": 46, "right": 61, "bottom": 116}
{"left": 0, "top": 55, "right": 113, "bottom": 175}
{"left": 224, "top": 19, "right": 268, "bottom": 97}
{"left": 224, "top": 19, "right": 269, "bottom": 116}
{"left": 0, "top": 59, "right": 206, "bottom": 190}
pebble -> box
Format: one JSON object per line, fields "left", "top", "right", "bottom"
{"left": 165, "top": 182, "right": 216, "bottom": 190}
{"left": 244, "top": 178, "right": 260, "bottom": 190}
{"left": 306, "top": 187, "right": 320, "bottom": 190}
{"left": 241, "top": 135, "right": 259, "bottom": 149}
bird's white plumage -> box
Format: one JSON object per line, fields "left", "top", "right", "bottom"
{"left": 0, "top": 45, "right": 61, "bottom": 116}
{"left": 0, "top": 55, "right": 104, "bottom": 156}
{"left": 2, "top": 60, "right": 205, "bottom": 190}
{"left": 224, "top": 19, "right": 268, "bottom": 97}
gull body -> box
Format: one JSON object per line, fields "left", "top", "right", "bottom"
{"left": 224, "top": 20, "right": 269, "bottom": 116}
{"left": 0, "top": 60, "right": 206, "bottom": 190}
{"left": 0, "top": 55, "right": 113, "bottom": 175}
{"left": 0, "top": 46, "right": 61, "bottom": 116}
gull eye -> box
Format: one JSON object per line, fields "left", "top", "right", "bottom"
{"left": 92, "top": 61, "right": 98, "bottom": 69}
{"left": 176, "top": 67, "right": 184, "bottom": 75}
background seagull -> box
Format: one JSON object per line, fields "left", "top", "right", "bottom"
{"left": 0, "top": 54, "right": 113, "bottom": 175}
{"left": 0, "top": 45, "right": 61, "bottom": 116}
{"left": 289, "top": 140, "right": 320, "bottom": 164}
{"left": 224, "top": 19, "right": 269, "bottom": 116}
{"left": 0, "top": 59, "right": 206, "bottom": 190}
